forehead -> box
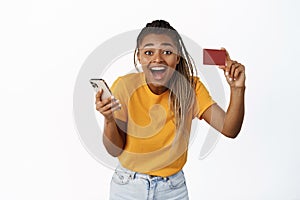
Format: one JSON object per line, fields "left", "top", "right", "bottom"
{"left": 139, "top": 33, "right": 176, "bottom": 48}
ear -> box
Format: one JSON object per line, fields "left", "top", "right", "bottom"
{"left": 176, "top": 54, "right": 180, "bottom": 64}
{"left": 137, "top": 50, "right": 141, "bottom": 63}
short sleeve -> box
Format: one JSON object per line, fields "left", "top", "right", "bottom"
{"left": 110, "top": 77, "right": 128, "bottom": 122}
{"left": 193, "top": 77, "right": 216, "bottom": 119}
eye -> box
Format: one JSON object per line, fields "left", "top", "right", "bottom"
{"left": 144, "top": 50, "right": 153, "bottom": 56}
{"left": 163, "top": 50, "right": 173, "bottom": 55}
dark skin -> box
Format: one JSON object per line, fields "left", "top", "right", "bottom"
{"left": 95, "top": 93, "right": 125, "bottom": 157}
{"left": 96, "top": 36, "right": 245, "bottom": 156}
{"left": 202, "top": 47, "right": 245, "bottom": 138}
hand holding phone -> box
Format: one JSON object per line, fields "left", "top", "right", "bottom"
{"left": 90, "top": 78, "right": 121, "bottom": 115}
{"left": 89, "top": 79, "right": 112, "bottom": 100}
{"left": 203, "top": 49, "right": 226, "bottom": 65}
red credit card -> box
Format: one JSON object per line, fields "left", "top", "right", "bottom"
{"left": 203, "top": 49, "right": 226, "bottom": 65}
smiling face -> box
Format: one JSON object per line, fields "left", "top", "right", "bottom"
{"left": 137, "top": 33, "right": 180, "bottom": 94}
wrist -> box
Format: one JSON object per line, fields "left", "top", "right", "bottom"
{"left": 105, "top": 117, "right": 116, "bottom": 125}
{"left": 230, "top": 85, "right": 246, "bottom": 91}
{"left": 230, "top": 86, "right": 246, "bottom": 96}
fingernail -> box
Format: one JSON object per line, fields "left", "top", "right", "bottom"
{"left": 225, "top": 72, "right": 229, "bottom": 76}
{"left": 229, "top": 78, "right": 233, "bottom": 81}
{"left": 111, "top": 96, "right": 115, "bottom": 100}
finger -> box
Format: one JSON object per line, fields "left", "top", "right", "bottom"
{"left": 233, "top": 67, "right": 242, "bottom": 80}
{"left": 218, "top": 65, "right": 226, "bottom": 70}
{"left": 97, "top": 104, "right": 121, "bottom": 117}
{"left": 97, "top": 98, "right": 120, "bottom": 112}
{"left": 233, "top": 65, "right": 245, "bottom": 80}
{"left": 224, "top": 60, "right": 232, "bottom": 77}
{"left": 223, "top": 70, "right": 232, "bottom": 83}
{"left": 96, "top": 100, "right": 112, "bottom": 112}
{"left": 221, "top": 47, "right": 231, "bottom": 62}
{"left": 101, "top": 106, "right": 121, "bottom": 118}
{"left": 101, "top": 102, "right": 121, "bottom": 115}
{"left": 95, "top": 89, "right": 103, "bottom": 103}
{"left": 230, "top": 61, "right": 239, "bottom": 78}
{"left": 99, "top": 95, "right": 114, "bottom": 107}
{"left": 226, "top": 75, "right": 233, "bottom": 83}
{"left": 111, "top": 103, "right": 122, "bottom": 112}
{"left": 95, "top": 101, "right": 104, "bottom": 112}
{"left": 110, "top": 99, "right": 121, "bottom": 110}
{"left": 95, "top": 96, "right": 112, "bottom": 111}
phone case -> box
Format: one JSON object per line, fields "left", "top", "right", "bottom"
{"left": 89, "top": 79, "right": 112, "bottom": 100}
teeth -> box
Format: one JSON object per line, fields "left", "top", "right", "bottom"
{"left": 151, "top": 67, "right": 166, "bottom": 71}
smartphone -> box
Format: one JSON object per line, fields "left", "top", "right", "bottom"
{"left": 203, "top": 49, "right": 226, "bottom": 65}
{"left": 89, "top": 79, "right": 112, "bottom": 100}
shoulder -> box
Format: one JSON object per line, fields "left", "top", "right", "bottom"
{"left": 191, "top": 76, "right": 216, "bottom": 119}
{"left": 192, "top": 76, "right": 205, "bottom": 89}
{"left": 192, "top": 76, "right": 201, "bottom": 83}
{"left": 192, "top": 75, "right": 212, "bottom": 97}
{"left": 111, "top": 72, "right": 144, "bottom": 94}
{"left": 117, "top": 72, "right": 143, "bottom": 83}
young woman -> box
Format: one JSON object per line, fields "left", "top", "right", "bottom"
{"left": 95, "top": 20, "right": 245, "bottom": 200}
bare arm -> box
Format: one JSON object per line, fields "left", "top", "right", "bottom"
{"left": 202, "top": 87, "right": 245, "bottom": 138}
{"left": 102, "top": 118, "right": 127, "bottom": 157}
{"left": 202, "top": 48, "right": 246, "bottom": 138}
{"left": 95, "top": 90, "right": 126, "bottom": 157}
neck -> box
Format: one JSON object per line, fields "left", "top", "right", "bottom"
{"left": 148, "top": 83, "right": 168, "bottom": 95}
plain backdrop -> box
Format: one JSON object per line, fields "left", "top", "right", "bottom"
{"left": 0, "top": 0, "right": 299, "bottom": 199}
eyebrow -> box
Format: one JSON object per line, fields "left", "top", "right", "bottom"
{"left": 142, "top": 42, "right": 175, "bottom": 48}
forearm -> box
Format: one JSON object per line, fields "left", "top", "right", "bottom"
{"left": 103, "top": 119, "right": 126, "bottom": 157}
{"left": 222, "top": 86, "right": 245, "bottom": 138}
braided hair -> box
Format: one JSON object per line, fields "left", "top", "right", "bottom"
{"left": 134, "top": 19, "right": 197, "bottom": 135}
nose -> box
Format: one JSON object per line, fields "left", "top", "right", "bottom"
{"left": 152, "top": 50, "right": 163, "bottom": 63}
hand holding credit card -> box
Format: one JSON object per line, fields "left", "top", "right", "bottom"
{"left": 203, "top": 49, "right": 226, "bottom": 65}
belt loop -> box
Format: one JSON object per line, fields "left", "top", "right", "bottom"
{"left": 132, "top": 171, "right": 137, "bottom": 179}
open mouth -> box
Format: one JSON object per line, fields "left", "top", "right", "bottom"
{"left": 149, "top": 66, "right": 167, "bottom": 80}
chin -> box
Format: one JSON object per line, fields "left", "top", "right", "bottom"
{"left": 148, "top": 79, "right": 165, "bottom": 87}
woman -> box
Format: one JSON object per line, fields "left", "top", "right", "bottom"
{"left": 95, "top": 20, "right": 245, "bottom": 200}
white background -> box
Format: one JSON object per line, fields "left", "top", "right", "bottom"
{"left": 1, "top": 0, "right": 300, "bottom": 199}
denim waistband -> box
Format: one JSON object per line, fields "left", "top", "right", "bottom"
{"left": 115, "top": 164, "right": 182, "bottom": 182}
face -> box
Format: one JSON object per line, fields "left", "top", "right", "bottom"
{"left": 137, "top": 33, "right": 180, "bottom": 94}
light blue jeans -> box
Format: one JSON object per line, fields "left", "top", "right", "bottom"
{"left": 109, "top": 164, "right": 189, "bottom": 200}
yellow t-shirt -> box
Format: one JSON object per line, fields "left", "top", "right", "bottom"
{"left": 110, "top": 72, "right": 215, "bottom": 177}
